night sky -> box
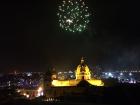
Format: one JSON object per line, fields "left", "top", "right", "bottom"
{"left": 0, "top": 0, "right": 140, "bottom": 72}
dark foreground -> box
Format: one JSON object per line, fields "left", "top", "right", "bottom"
{"left": 0, "top": 99, "right": 109, "bottom": 105}
{"left": 0, "top": 83, "right": 140, "bottom": 105}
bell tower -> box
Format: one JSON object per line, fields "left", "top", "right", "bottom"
{"left": 80, "top": 57, "right": 84, "bottom": 64}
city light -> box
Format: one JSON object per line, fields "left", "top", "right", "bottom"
{"left": 23, "top": 93, "right": 26, "bottom": 96}
{"left": 26, "top": 94, "right": 29, "bottom": 98}
{"left": 17, "top": 89, "right": 21, "bottom": 93}
{"left": 37, "top": 87, "right": 43, "bottom": 92}
{"left": 37, "top": 87, "right": 44, "bottom": 97}
{"left": 108, "top": 72, "right": 114, "bottom": 78}
{"left": 129, "top": 72, "right": 132, "bottom": 76}
{"left": 120, "top": 73, "right": 123, "bottom": 76}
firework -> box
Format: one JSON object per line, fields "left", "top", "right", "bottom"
{"left": 57, "top": 0, "right": 90, "bottom": 32}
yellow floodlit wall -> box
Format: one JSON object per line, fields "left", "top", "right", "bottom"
{"left": 52, "top": 80, "right": 80, "bottom": 87}
{"left": 87, "top": 79, "right": 104, "bottom": 86}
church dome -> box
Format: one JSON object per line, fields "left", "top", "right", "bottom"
{"left": 75, "top": 58, "right": 91, "bottom": 80}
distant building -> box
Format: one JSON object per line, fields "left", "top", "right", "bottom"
{"left": 52, "top": 58, "right": 104, "bottom": 87}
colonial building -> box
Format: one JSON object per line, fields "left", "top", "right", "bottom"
{"left": 52, "top": 58, "right": 104, "bottom": 87}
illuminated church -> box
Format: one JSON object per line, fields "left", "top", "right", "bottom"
{"left": 52, "top": 58, "right": 104, "bottom": 87}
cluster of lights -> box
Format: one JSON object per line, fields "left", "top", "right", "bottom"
{"left": 23, "top": 92, "right": 30, "bottom": 98}
{"left": 57, "top": 71, "right": 75, "bottom": 80}
{"left": 103, "top": 72, "right": 137, "bottom": 84}
{"left": 105, "top": 72, "right": 114, "bottom": 78}
{"left": 16, "top": 87, "right": 44, "bottom": 99}
{"left": 44, "top": 98, "right": 59, "bottom": 102}
{"left": 36, "top": 87, "right": 44, "bottom": 97}
{"left": 57, "top": 0, "right": 90, "bottom": 32}
{"left": 119, "top": 70, "right": 140, "bottom": 73}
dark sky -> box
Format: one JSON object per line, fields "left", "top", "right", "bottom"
{"left": 0, "top": 0, "right": 140, "bottom": 72}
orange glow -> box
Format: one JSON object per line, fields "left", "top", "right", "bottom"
{"left": 37, "top": 87, "right": 43, "bottom": 92}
